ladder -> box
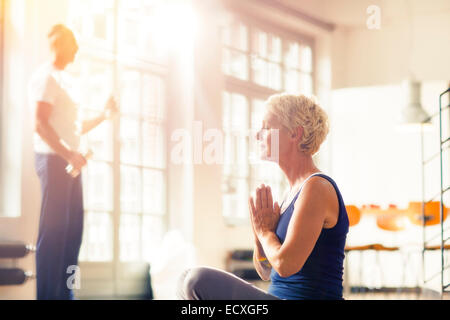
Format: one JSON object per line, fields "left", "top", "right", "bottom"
{"left": 420, "top": 86, "right": 450, "bottom": 298}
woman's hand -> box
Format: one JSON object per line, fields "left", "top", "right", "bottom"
{"left": 249, "top": 184, "right": 281, "bottom": 239}
{"left": 103, "top": 95, "right": 118, "bottom": 120}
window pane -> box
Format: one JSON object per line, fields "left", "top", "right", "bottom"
{"left": 120, "top": 165, "right": 142, "bottom": 213}
{"left": 285, "top": 69, "right": 300, "bottom": 93}
{"left": 223, "top": 133, "right": 248, "bottom": 178}
{"left": 285, "top": 42, "right": 300, "bottom": 69}
{"left": 268, "top": 35, "right": 282, "bottom": 63}
{"left": 252, "top": 59, "right": 281, "bottom": 90}
{"left": 285, "top": 42, "right": 313, "bottom": 72}
{"left": 223, "top": 134, "right": 233, "bottom": 176}
{"left": 83, "top": 162, "right": 113, "bottom": 211}
{"left": 142, "top": 74, "right": 165, "bottom": 121}
{"left": 300, "top": 73, "right": 313, "bottom": 96}
{"left": 300, "top": 45, "right": 313, "bottom": 72}
{"left": 285, "top": 69, "right": 313, "bottom": 95}
{"left": 141, "top": 215, "right": 165, "bottom": 262}
{"left": 83, "top": 112, "right": 113, "bottom": 161}
{"left": 251, "top": 99, "right": 266, "bottom": 130}
{"left": 252, "top": 30, "right": 281, "bottom": 63}
{"left": 253, "top": 29, "right": 268, "bottom": 59}
{"left": 223, "top": 92, "right": 248, "bottom": 178}
{"left": 142, "top": 122, "right": 165, "bottom": 168}
{"left": 68, "top": 0, "right": 115, "bottom": 50}
{"left": 70, "top": 58, "right": 114, "bottom": 111}
{"left": 79, "top": 212, "right": 113, "bottom": 262}
{"left": 251, "top": 57, "right": 268, "bottom": 88}
{"left": 120, "top": 214, "right": 141, "bottom": 261}
{"left": 119, "top": 69, "right": 141, "bottom": 116}
{"left": 222, "top": 21, "right": 248, "bottom": 51}
{"left": 120, "top": 117, "right": 141, "bottom": 165}
{"left": 117, "top": 0, "right": 167, "bottom": 64}
{"left": 142, "top": 169, "right": 165, "bottom": 215}
{"left": 222, "top": 49, "right": 248, "bottom": 80}
{"left": 222, "top": 178, "right": 249, "bottom": 219}
{"left": 222, "top": 92, "right": 248, "bottom": 131}
{"left": 268, "top": 62, "right": 282, "bottom": 91}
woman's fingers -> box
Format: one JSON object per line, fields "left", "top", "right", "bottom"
{"left": 260, "top": 184, "right": 268, "bottom": 208}
{"left": 256, "top": 187, "right": 262, "bottom": 210}
{"left": 274, "top": 201, "right": 280, "bottom": 216}
{"left": 267, "top": 186, "right": 273, "bottom": 208}
{"left": 249, "top": 197, "right": 256, "bottom": 216}
{"left": 248, "top": 198, "right": 256, "bottom": 230}
{"left": 249, "top": 197, "right": 260, "bottom": 233}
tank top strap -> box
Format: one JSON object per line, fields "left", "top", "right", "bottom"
{"left": 291, "top": 172, "right": 325, "bottom": 202}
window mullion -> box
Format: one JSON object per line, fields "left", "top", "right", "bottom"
{"left": 247, "top": 24, "right": 252, "bottom": 84}
{"left": 112, "top": 0, "right": 121, "bottom": 297}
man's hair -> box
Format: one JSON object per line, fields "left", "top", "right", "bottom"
{"left": 48, "top": 24, "right": 76, "bottom": 52}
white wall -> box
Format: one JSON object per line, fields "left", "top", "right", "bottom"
{"left": 331, "top": 4, "right": 450, "bottom": 88}
{"left": 323, "top": 0, "right": 450, "bottom": 291}
{"left": 330, "top": 82, "right": 450, "bottom": 290}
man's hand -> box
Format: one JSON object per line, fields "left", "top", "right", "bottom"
{"left": 67, "top": 151, "right": 87, "bottom": 172}
{"left": 103, "top": 95, "right": 118, "bottom": 120}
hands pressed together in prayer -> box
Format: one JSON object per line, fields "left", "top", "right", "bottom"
{"left": 249, "top": 184, "right": 281, "bottom": 240}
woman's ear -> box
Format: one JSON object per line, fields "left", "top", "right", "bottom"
{"left": 291, "top": 126, "right": 303, "bottom": 141}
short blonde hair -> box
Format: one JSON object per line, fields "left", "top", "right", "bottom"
{"left": 266, "top": 93, "right": 329, "bottom": 155}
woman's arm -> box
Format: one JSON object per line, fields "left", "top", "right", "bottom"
{"left": 249, "top": 200, "right": 272, "bottom": 281}
{"left": 35, "top": 101, "right": 86, "bottom": 170}
{"left": 251, "top": 178, "right": 333, "bottom": 278}
{"left": 252, "top": 240, "right": 272, "bottom": 281}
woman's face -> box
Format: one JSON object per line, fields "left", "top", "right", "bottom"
{"left": 256, "top": 109, "right": 292, "bottom": 163}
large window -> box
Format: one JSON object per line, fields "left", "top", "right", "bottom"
{"left": 66, "top": 0, "right": 167, "bottom": 266}
{"left": 221, "top": 14, "right": 314, "bottom": 222}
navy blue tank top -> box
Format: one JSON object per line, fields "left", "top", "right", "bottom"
{"left": 267, "top": 173, "right": 349, "bottom": 300}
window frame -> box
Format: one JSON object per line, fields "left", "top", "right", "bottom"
{"left": 223, "top": 11, "right": 316, "bottom": 94}
{"left": 73, "top": 30, "right": 170, "bottom": 263}
{"left": 66, "top": 0, "right": 170, "bottom": 297}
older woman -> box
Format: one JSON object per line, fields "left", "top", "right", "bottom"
{"left": 177, "top": 93, "right": 349, "bottom": 300}
{"left": 28, "top": 24, "right": 117, "bottom": 299}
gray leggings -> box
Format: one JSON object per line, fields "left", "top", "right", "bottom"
{"left": 176, "top": 266, "right": 281, "bottom": 300}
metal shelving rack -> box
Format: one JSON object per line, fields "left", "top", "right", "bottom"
{"left": 420, "top": 86, "right": 450, "bottom": 298}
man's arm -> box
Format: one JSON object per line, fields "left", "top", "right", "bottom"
{"left": 79, "top": 113, "right": 106, "bottom": 135}
{"left": 79, "top": 96, "right": 118, "bottom": 135}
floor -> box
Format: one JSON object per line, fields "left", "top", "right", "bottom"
{"left": 345, "top": 288, "right": 450, "bottom": 300}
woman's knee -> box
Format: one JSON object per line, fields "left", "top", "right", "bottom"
{"left": 177, "top": 267, "right": 212, "bottom": 300}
